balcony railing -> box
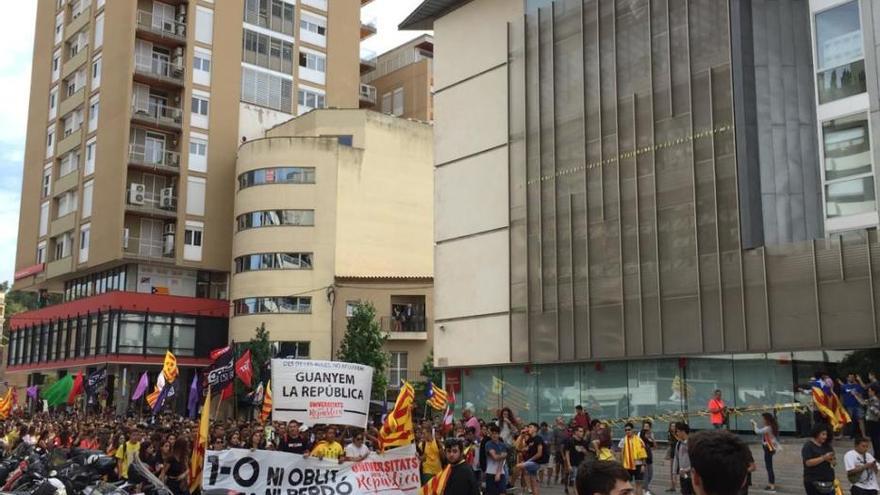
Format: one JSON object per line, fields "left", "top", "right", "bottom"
{"left": 359, "top": 83, "right": 377, "bottom": 105}
{"left": 360, "top": 17, "right": 377, "bottom": 40}
{"left": 131, "top": 102, "right": 183, "bottom": 130}
{"left": 360, "top": 49, "right": 377, "bottom": 74}
{"left": 136, "top": 10, "right": 187, "bottom": 42}
{"left": 380, "top": 315, "right": 428, "bottom": 333}
{"left": 134, "top": 55, "right": 185, "bottom": 85}
{"left": 129, "top": 143, "right": 180, "bottom": 171}
{"left": 123, "top": 235, "right": 175, "bottom": 261}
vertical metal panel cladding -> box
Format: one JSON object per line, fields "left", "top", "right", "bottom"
{"left": 511, "top": 0, "right": 880, "bottom": 362}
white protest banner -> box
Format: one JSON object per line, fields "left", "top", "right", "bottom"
{"left": 271, "top": 359, "right": 374, "bottom": 428}
{"left": 202, "top": 444, "right": 420, "bottom": 495}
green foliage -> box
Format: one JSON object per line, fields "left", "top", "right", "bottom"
{"left": 1, "top": 282, "right": 61, "bottom": 340}
{"left": 248, "top": 322, "right": 272, "bottom": 384}
{"left": 337, "top": 302, "right": 388, "bottom": 399}
{"left": 840, "top": 349, "right": 880, "bottom": 379}
{"left": 420, "top": 350, "right": 441, "bottom": 384}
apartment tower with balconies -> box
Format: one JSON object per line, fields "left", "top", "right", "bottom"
{"left": 9, "top": 0, "right": 365, "bottom": 412}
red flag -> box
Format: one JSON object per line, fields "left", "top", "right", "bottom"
{"left": 210, "top": 345, "right": 231, "bottom": 361}
{"left": 220, "top": 382, "right": 234, "bottom": 401}
{"left": 67, "top": 371, "right": 84, "bottom": 405}
{"left": 235, "top": 349, "right": 253, "bottom": 388}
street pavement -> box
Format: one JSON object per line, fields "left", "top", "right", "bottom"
{"left": 526, "top": 437, "right": 858, "bottom": 495}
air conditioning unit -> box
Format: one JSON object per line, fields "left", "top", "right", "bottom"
{"left": 163, "top": 223, "right": 176, "bottom": 235}
{"left": 122, "top": 228, "right": 130, "bottom": 249}
{"left": 129, "top": 183, "right": 146, "bottom": 205}
{"left": 163, "top": 232, "right": 175, "bottom": 255}
{"left": 160, "top": 187, "right": 174, "bottom": 209}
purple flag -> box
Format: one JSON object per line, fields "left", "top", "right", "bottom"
{"left": 187, "top": 374, "right": 199, "bottom": 419}
{"left": 131, "top": 371, "right": 149, "bottom": 400}
{"left": 26, "top": 386, "right": 38, "bottom": 400}
{"left": 152, "top": 381, "right": 173, "bottom": 414}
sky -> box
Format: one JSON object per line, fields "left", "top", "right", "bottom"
{"left": 0, "top": 0, "right": 429, "bottom": 287}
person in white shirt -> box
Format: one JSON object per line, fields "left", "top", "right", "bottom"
{"left": 344, "top": 433, "right": 371, "bottom": 462}
{"left": 845, "top": 437, "right": 879, "bottom": 495}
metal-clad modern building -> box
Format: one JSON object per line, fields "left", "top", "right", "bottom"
{"left": 403, "top": 0, "right": 880, "bottom": 431}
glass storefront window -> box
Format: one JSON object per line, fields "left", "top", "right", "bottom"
{"left": 460, "top": 367, "right": 501, "bottom": 422}
{"left": 501, "top": 366, "right": 538, "bottom": 423}
{"left": 580, "top": 361, "right": 629, "bottom": 433}
{"left": 146, "top": 324, "right": 171, "bottom": 355}
{"left": 732, "top": 354, "right": 796, "bottom": 432}
{"left": 119, "top": 314, "right": 143, "bottom": 353}
{"left": 815, "top": 1, "right": 865, "bottom": 103}
{"left": 627, "top": 359, "right": 683, "bottom": 435}
{"left": 537, "top": 365, "right": 580, "bottom": 425}
{"left": 173, "top": 325, "right": 195, "bottom": 356}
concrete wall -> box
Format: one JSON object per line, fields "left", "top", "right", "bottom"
{"left": 370, "top": 59, "right": 433, "bottom": 121}
{"left": 432, "top": 0, "right": 523, "bottom": 368}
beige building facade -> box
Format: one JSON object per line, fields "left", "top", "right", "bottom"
{"left": 231, "top": 109, "right": 433, "bottom": 364}
{"left": 360, "top": 34, "right": 433, "bottom": 121}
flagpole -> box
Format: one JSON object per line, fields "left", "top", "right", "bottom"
{"left": 232, "top": 340, "right": 238, "bottom": 421}
{"left": 214, "top": 391, "right": 223, "bottom": 420}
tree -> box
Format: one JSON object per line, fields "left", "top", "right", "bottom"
{"left": 247, "top": 322, "right": 272, "bottom": 384}
{"left": 839, "top": 349, "right": 880, "bottom": 380}
{"left": 337, "top": 302, "right": 388, "bottom": 399}
{"left": 1, "top": 281, "right": 61, "bottom": 342}
{"left": 420, "top": 350, "right": 441, "bottom": 384}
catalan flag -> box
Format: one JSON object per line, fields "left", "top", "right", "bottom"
{"left": 260, "top": 380, "right": 273, "bottom": 423}
{"left": 811, "top": 379, "right": 851, "bottom": 431}
{"left": 379, "top": 381, "right": 415, "bottom": 450}
{"left": 0, "top": 388, "right": 15, "bottom": 419}
{"left": 420, "top": 464, "right": 452, "bottom": 495}
{"left": 189, "top": 388, "right": 210, "bottom": 493}
{"left": 426, "top": 382, "right": 448, "bottom": 411}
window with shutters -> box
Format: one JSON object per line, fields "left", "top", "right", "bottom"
{"left": 82, "top": 180, "right": 93, "bottom": 218}
{"left": 94, "top": 13, "right": 104, "bottom": 48}
{"left": 91, "top": 56, "right": 102, "bottom": 89}
{"left": 242, "top": 29, "right": 293, "bottom": 73}
{"left": 240, "top": 67, "right": 292, "bottom": 112}
{"left": 40, "top": 202, "right": 50, "bottom": 237}
{"left": 392, "top": 88, "right": 404, "bottom": 116}
{"left": 195, "top": 7, "right": 214, "bottom": 44}
{"left": 298, "top": 51, "right": 326, "bottom": 72}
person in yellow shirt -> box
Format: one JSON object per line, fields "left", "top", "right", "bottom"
{"left": 115, "top": 429, "right": 142, "bottom": 480}
{"left": 309, "top": 427, "right": 344, "bottom": 461}
{"left": 418, "top": 426, "right": 443, "bottom": 485}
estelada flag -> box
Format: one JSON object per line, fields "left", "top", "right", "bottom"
{"left": 189, "top": 388, "right": 211, "bottom": 493}
{"left": 426, "top": 382, "right": 448, "bottom": 411}
{"left": 162, "top": 350, "right": 179, "bottom": 383}
{"left": 235, "top": 349, "right": 253, "bottom": 388}
{"left": 812, "top": 379, "right": 851, "bottom": 431}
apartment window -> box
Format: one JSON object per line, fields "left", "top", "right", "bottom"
{"left": 82, "top": 180, "right": 93, "bottom": 218}
{"left": 388, "top": 352, "right": 408, "bottom": 387}
{"left": 57, "top": 191, "right": 78, "bottom": 217}
{"left": 297, "top": 88, "right": 325, "bottom": 111}
{"left": 37, "top": 242, "right": 47, "bottom": 264}
{"left": 298, "top": 51, "right": 326, "bottom": 72}
{"left": 381, "top": 92, "right": 392, "bottom": 114}
{"left": 242, "top": 29, "right": 294, "bottom": 73}
{"left": 94, "top": 13, "right": 104, "bottom": 48}
{"left": 188, "top": 134, "right": 208, "bottom": 172}
{"left": 183, "top": 220, "right": 203, "bottom": 261}
{"left": 88, "top": 96, "right": 99, "bottom": 132}
{"left": 236, "top": 209, "right": 315, "bottom": 230}
{"left": 195, "top": 7, "right": 214, "bottom": 44}
{"left": 193, "top": 49, "right": 211, "bottom": 86}
{"left": 54, "top": 12, "right": 64, "bottom": 45}
{"left": 815, "top": 1, "right": 866, "bottom": 104}
{"left": 238, "top": 166, "right": 315, "bottom": 189}
{"left": 59, "top": 150, "right": 79, "bottom": 177}
{"left": 233, "top": 296, "right": 312, "bottom": 315}
{"left": 48, "top": 87, "right": 58, "bottom": 120}
{"left": 54, "top": 232, "right": 72, "bottom": 260}
{"left": 186, "top": 177, "right": 206, "bottom": 216}
{"left": 234, "top": 252, "right": 313, "bottom": 273}
{"left": 42, "top": 166, "right": 52, "bottom": 198}
{"left": 84, "top": 138, "right": 96, "bottom": 174}
{"left": 52, "top": 50, "right": 61, "bottom": 82}
{"left": 67, "top": 30, "right": 87, "bottom": 58}
{"left": 243, "top": 0, "right": 295, "bottom": 36}
{"left": 191, "top": 93, "right": 209, "bottom": 128}
{"left": 39, "top": 202, "right": 50, "bottom": 237}
{"left": 392, "top": 88, "right": 404, "bottom": 116}
{"left": 63, "top": 110, "right": 82, "bottom": 137}
{"left": 300, "top": 16, "right": 326, "bottom": 36}
{"left": 345, "top": 301, "right": 358, "bottom": 318}
{"left": 91, "top": 56, "right": 101, "bottom": 89}
{"left": 78, "top": 224, "right": 90, "bottom": 263}
{"left": 823, "top": 114, "right": 875, "bottom": 220}
{"left": 240, "top": 66, "right": 292, "bottom": 112}
{"left": 46, "top": 127, "right": 56, "bottom": 159}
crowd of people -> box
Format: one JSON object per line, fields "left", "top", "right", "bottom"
{"left": 6, "top": 375, "right": 880, "bottom": 495}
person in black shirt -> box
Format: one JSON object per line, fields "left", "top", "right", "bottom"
{"left": 279, "top": 420, "right": 311, "bottom": 454}
{"left": 517, "top": 423, "right": 546, "bottom": 495}
{"left": 563, "top": 426, "right": 592, "bottom": 495}
{"left": 802, "top": 423, "right": 836, "bottom": 495}
{"left": 443, "top": 438, "right": 480, "bottom": 495}
{"left": 160, "top": 438, "right": 190, "bottom": 495}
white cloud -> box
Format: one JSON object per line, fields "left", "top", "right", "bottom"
{"left": 361, "top": 0, "right": 431, "bottom": 55}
